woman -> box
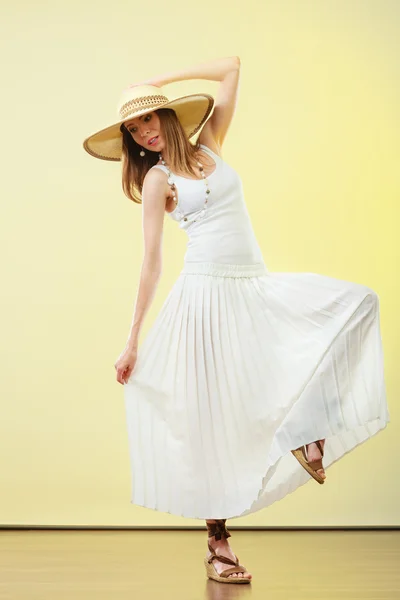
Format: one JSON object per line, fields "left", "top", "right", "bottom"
{"left": 83, "top": 56, "right": 389, "bottom": 584}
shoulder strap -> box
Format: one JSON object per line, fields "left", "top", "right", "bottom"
{"left": 199, "top": 143, "right": 222, "bottom": 160}
{"left": 151, "top": 164, "right": 169, "bottom": 174}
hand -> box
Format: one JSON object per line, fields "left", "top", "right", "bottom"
{"left": 114, "top": 346, "right": 138, "bottom": 385}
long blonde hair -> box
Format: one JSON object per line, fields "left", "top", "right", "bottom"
{"left": 120, "top": 108, "right": 204, "bottom": 204}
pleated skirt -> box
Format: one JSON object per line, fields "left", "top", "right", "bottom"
{"left": 123, "top": 261, "right": 389, "bottom": 519}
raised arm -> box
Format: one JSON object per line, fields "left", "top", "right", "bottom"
{"left": 196, "top": 56, "right": 240, "bottom": 149}
{"left": 132, "top": 56, "right": 241, "bottom": 149}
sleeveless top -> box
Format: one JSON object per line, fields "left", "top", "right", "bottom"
{"left": 151, "top": 144, "right": 265, "bottom": 265}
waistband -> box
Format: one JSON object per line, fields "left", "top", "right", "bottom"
{"left": 181, "top": 261, "right": 269, "bottom": 278}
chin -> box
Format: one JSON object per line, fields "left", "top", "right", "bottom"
{"left": 148, "top": 143, "right": 163, "bottom": 153}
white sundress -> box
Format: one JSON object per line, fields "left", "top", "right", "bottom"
{"left": 123, "top": 143, "right": 389, "bottom": 520}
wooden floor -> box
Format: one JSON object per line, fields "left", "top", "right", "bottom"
{"left": 1, "top": 530, "right": 399, "bottom": 599}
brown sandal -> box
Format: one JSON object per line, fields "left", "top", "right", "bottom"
{"left": 291, "top": 440, "right": 326, "bottom": 484}
{"left": 204, "top": 519, "right": 251, "bottom": 584}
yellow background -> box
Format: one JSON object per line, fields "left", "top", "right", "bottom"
{"left": 1, "top": 0, "right": 398, "bottom": 527}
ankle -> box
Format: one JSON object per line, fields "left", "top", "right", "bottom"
{"left": 205, "top": 518, "right": 231, "bottom": 542}
{"left": 206, "top": 519, "right": 232, "bottom": 555}
{"left": 209, "top": 536, "right": 230, "bottom": 549}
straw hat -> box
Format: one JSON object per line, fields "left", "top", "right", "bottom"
{"left": 83, "top": 84, "right": 215, "bottom": 161}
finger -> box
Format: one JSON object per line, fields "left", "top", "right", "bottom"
{"left": 124, "top": 367, "right": 133, "bottom": 383}
{"left": 121, "top": 368, "right": 130, "bottom": 384}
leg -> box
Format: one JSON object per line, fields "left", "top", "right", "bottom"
{"left": 205, "top": 519, "right": 252, "bottom": 580}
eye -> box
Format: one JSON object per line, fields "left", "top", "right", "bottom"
{"left": 128, "top": 114, "right": 151, "bottom": 134}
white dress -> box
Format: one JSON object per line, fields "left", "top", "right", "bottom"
{"left": 123, "top": 144, "right": 389, "bottom": 520}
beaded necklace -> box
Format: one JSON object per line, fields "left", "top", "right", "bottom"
{"left": 159, "top": 152, "right": 211, "bottom": 224}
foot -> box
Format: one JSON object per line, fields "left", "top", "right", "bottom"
{"left": 306, "top": 439, "right": 326, "bottom": 480}
{"left": 206, "top": 525, "right": 252, "bottom": 580}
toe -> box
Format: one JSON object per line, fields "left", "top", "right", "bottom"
{"left": 231, "top": 571, "right": 252, "bottom": 579}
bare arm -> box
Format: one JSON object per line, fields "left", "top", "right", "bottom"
{"left": 125, "top": 169, "right": 167, "bottom": 350}
{"left": 145, "top": 56, "right": 240, "bottom": 87}
{"left": 136, "top": 56, "right": 241, "bottom": 149}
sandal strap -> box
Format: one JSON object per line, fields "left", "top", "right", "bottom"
{"left": 206, "top": 519, "right": 231, "bottom": 541}
{"left": 307, "top": 458, "right": 323, "bottom": 471}
{"left": 220, "top": 565, "right": 247, "bottom": 577}
{"left": 315, "top": 440, "right": 324, "bottom": 456}
{"left": 207, "top": 542, "right": 239, "bottom": 566}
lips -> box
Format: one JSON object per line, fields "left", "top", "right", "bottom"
{"left": 148, "top": 136, "right": 159, "bottom": 146}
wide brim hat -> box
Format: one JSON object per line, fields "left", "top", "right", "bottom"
{"left": 83, "top": 84, "right": 214, "bottom": 161}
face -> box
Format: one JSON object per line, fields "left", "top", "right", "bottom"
{"left": 124, "top": 111, "right": 165, "bottom": 153}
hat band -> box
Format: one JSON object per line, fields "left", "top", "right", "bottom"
{"left": 119, "top": 94, "right": 169, "bottom": 120}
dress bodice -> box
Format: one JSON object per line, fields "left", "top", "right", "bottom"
{"left": 151, "top": 144, "right": 264, "bottom": 265}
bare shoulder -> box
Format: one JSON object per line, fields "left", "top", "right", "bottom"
{"left": 143, "top": 165, "right": 169, "bottom": 188}
{"left": 142, "top": 166, "right": 169, "bottom": 202}
{"left": 144, "top": 165, "right": 166, "bottom": 181}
